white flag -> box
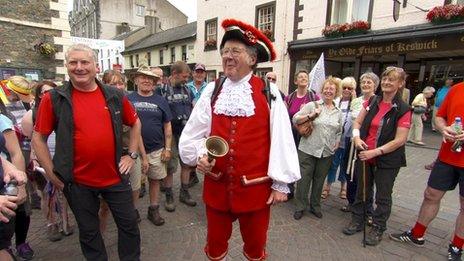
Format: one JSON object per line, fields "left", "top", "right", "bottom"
{"left": 308, "top": 53, "right": 326, "bottom": 94}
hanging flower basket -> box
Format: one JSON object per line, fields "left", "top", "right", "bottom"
{"left": 34, "top": 42, "right": 57, "bottom": 57}
{"left": 426, "top": 4, "right": 464, "bottom": 25}
{"left": 261, "top": 29, "right": 273, "bottom": 40}
{"left": 204, "top": 39, "right": 217, "bottom": 50}
{"left": 322, "top": 20, "right": 370, "bottom": 38}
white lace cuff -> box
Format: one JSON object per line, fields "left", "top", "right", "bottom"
{"left": 271, "top": 181, "right": 290, "bottom": 194}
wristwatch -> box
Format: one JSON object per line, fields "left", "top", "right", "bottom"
{"left": 129, "top": 152, "right": 139, "bottom": 160}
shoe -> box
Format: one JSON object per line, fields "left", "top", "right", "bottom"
{"left": 187, "top": 171, "right": 199, "bottom": 188}
{"left": 425, "top": 162, "right": 435, "bottom": 170}
{"left": 309, "top": 208, "right": 322, "bottom": 219}
{"left": 343, "top": 221, "right": 363, "bottom": 235}
{"left": 31, "top": 192, "right": 41, "bottom": 210}
{"left": 147, "top": 205, "right": 165, "bottom": 226}
{"left": 164, "top": 188, "right": 176, "bottom": 212}
{"left": 135, "top": 209, "right": 141, "bottom": 223}
{"left": 389, "top": 230, "right": 425, "bottom": 247}
{"left": 415, "top": 141, "right": 426, "bottom": 146}
{"left": 16, "top": 242, "right": 34, "bottom": 260}
{"left": 139, "top": 184, "right": 146, "bottom": 198}
{"left": 365, "top": 226, "right": 383, "bottom": 246}
{"left": 321, "top": 185, "right": 330, "bottom": 199}
{"left": 448, "top": 244, "right": 463, "bottom": 261}
{"left": 47, "top": 224, "right": 63, "bottom": 242}
{"left": 179, "top": 186, "right": 197, "bottom": 207}
{"left": 293, "top": 210, "right": 304, "bottom": 220}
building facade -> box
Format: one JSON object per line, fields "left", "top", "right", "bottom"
{"left": 196, "top": 0, "right": 295, "bottom": 92}
{"left": 121, "top": 22, "right": 196, "bottom": 89}
{"left": 288, "top": 0, "right": 464, "bottom": 98}
{"left": 69, "top": 0, "right": 188, "bottom": 40}
{"left": 0, "top": 0, "right": 71, "bottom": 80}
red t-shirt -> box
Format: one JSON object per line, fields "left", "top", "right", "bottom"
{"left": 34, "top": 86, "right": 138, "bottom": 188}
{"left": 437, "top": 82, "right": 464, "bottom": 167}
{"left": 363, "top": 100, "right": 411, "bottom": 152}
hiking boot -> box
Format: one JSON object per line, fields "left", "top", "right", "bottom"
{"left": 179, "top": 185, "right": 197, "bottom": 207}
{"left": 147, "top": 205, "right": 165, "bottom": 226}
{"left": 389, "top": 230, "right": 425, "bottom": 247}
{"left": 309, "top": 208, "right": 322, "bottom": 219}
{"left": 365, "top": 226, "right": 383, "bottom": 246}
{"left": 448, "top": 244, "right": 463, "bottom": 261}
{"left": 293, "top": 210, "right": 304, "bottom": 220}
{"left": 47, "top": 224, "right": 63, "bottom": 242}
{"left": 187, "top": 171, "right": 199, "bottom": 188}
{"left": 16, "top": 242, "right": 34, "bottom": 260}
{"left": 164, "top": 188, "right": 176, "bottom": 212}
{"left": 30, "top": 192, "right": 41, "bottom": 210}
{"left": 343, "top": 221, "right": 363, "bottom": 235}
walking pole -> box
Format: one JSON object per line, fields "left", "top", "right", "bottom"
{"left": 362, "top": 160, "right": 367, "bottom": 248}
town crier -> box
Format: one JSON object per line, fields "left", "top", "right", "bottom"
{"left": 179, "top": 19, "right": 300, "bottom": 260}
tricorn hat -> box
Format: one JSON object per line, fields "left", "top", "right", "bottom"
{"left": 131, "top": 65, "right": 160, "bottom": 80}
{"left": 220, "top": 19, "right": 276, "bottom": 63}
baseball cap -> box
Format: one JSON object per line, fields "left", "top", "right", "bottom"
{"left": 194, "top": 63, "right": 206, "bottom": 71}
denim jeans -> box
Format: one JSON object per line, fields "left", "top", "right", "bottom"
{"left": 63, "top": 181, "right": 140, "bottom": 261}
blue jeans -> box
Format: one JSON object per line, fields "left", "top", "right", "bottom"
{"left": 326, "top": 138, "right": 350, "bottom": 184}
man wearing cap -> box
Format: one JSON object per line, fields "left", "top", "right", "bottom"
{"left": 187, "top": 63, "right": 208, "bottom": 106}
{"left": 32, "top": 43, "right": 141, "bottom": 260}
{"left": 128, "top": 65, "right": 172, "bottom": 226}
{"left": 179, "top": 19, "right": 300, "bottom": 260}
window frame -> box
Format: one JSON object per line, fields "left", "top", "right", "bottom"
{"left": 159, "top": 49, "right": 164, "bottom": 65}
{"left": 135, "top": 54, "right": 139, "bottom": 67}
{"left": 130, "top": 55, "right": 134, "bottom": 68}
{"left": 147, "top": 52, "right": 151, "bottom": 66}
{"left": 204, "top": 17, "right": 218, "bottom": 51}
{"left": 181, "top": 45, "right": 187, "bottom": 61}
{"left": 170, "top": 47, "right": 175, "bottom": 63}
{"left": 326, "top": 0, "right": 374, "bottom": 26}
{"left": 136, "top": 4, "right": 145, "bottom": 17}
{"left": 255, "top": 1, "right": 276, "bottom": 41}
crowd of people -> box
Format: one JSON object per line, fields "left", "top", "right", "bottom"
{"left": 0, "top": 17, "right": 463, "bottom": 261}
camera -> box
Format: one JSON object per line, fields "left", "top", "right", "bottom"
{"left": 1, "top": 180, "right": 18, "bottom": 196}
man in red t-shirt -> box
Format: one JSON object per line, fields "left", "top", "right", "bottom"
{"left": 390, "top": 82, "right": 464, "bottom": 260}
{"left": 31, "top": 44, "right": 142, "bottom": 261}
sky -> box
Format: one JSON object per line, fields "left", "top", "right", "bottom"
{"left": 67, "top": 0, "right": 197, "bottom": 22}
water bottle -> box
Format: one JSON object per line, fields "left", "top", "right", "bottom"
{"left": 451, "top": 117, "right": 463, "bottom": 153}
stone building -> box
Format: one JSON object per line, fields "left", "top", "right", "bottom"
{"left": 0, "top": 0, "right": 71, "bottom": 80}
{"left": 69, "top": 0, "right": 187, "bottom": 40}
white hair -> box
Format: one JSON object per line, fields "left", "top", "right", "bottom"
{"left": 65, "top": 43, "right": 97, "bottom": 63}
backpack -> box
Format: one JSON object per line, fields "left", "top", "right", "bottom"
{"left": 286, "top": 89, "right": 317, "bottom": 108}
{"left": 210, "top": 76, "right": 275, "bottom": 108}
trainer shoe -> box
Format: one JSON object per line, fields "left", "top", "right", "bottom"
{"left": 389, "top": 230, "right": 425, "bottom": 247}
{"left": 16, "top": 242, "right": 34, "bottom": 260}
{"left": 365, "top": 226, "right": 383, "bottom": 246}
{"left": 448, "top": 244, "right": 462, "bottom": 261}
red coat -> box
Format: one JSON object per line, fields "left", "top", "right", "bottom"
{"left": 203, "top": 75, "right": 271, "bottom": 213}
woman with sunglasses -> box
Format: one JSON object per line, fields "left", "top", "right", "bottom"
{"left": 321, "top": 77, "right": 356, "bottom": 200}
{"left": 342, "top": 67, "right": 411, "bottom": 246}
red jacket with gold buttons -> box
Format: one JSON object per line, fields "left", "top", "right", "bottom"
{"left": 203, "top": 75, "right": 271, "bottom": 213}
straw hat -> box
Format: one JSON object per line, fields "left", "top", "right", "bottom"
{"left": 131, "top": 65, "right": 160, "bottom": 80}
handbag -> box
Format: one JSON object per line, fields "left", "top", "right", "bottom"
{"left": 412, "top": 106, "right": 427, "bottom": 114}
{"left": 295, "top": 102, "right": 320, "bottom": 137}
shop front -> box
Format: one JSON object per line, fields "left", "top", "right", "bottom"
{"left": 288, "top": 22, "right": 464, "bottom": 101}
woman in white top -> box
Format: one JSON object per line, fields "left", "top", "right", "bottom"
{"left": 408, "top": 86, "right": 435, "bottom": 146}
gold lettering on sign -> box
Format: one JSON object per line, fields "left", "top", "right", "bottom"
{"left": 396, "top": 40, "right": 438, "bottom": 52}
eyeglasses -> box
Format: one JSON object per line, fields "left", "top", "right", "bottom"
{"left": 267, "top": 77, "right": 276, "bottom": 82}
{"left": 220, "top": 47, "right": 246, "bottom": 57}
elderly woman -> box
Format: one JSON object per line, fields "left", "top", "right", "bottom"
{"left": 408, "top": 86, "right": 435, "bottom": 146}
{"left": 342, "top": 72, "right": 380, "bottom": 213}
{"left": 322, "top": 77, "right": 356, "bottom": 200}
{"left": 292, "top": 76, "right": 342, "bottom": 220}
{"left": 342, "top": 67, "right": 411, "bottom": 246}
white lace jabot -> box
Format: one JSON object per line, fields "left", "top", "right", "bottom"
{"left": 213, "top": 73, "right": 255, "bottom": 117}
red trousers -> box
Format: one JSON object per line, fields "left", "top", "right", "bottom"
{"left": 205, "top": 206, "right": 270, "bottom": 260}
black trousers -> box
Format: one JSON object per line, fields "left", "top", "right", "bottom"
{"left": 350, "top": 160, "right": 399, "bottom": 231}
{"left": 0, "top": 217, "right": 14, "bottom": 250}
{"left": 63, "top": 181, "right": 140, "bottom": 261}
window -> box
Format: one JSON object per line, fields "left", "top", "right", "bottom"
{"left": 329, "top": 0, "right": 372, "bottom": 25}
{"left": 135, "top": 54, "right": 139, "bottom": 67}
{"left": 136, "top": 4, "right": 145, "bottom": 16}
{"left": 159, "top": 50, "right": 164, "bottom": 65}
{"left": 256, "top": 2, "right": 276, "bottom": 41}
{"left": 147, "top": 52, "right": 151, "bottom": 66}
{"left": 204, "top": 18, "right": 217, "bottom": 51}
{"left": 181, "top": 45, "right": 187, "bottom": 61}
{"left": 255, "top": 67, "right": 273, "bottom": 79}
{"left": 130, "top": 55, "right": 134, "bottom": 68}
{"left": 170, "top": 47, "right": 175, "bottom": 63}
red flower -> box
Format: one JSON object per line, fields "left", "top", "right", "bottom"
{"left": 426, "top": 4, "right": 464, "bottom": 22}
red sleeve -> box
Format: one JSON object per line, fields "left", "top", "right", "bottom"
{"left": 397, "top": 110, "right": 411, "bottom": 129}
{"left": 122, "top": 96, "right": 138, "bottom": 126}
{"left": 34, "top": 93, "right": 56, "bottom": 135}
